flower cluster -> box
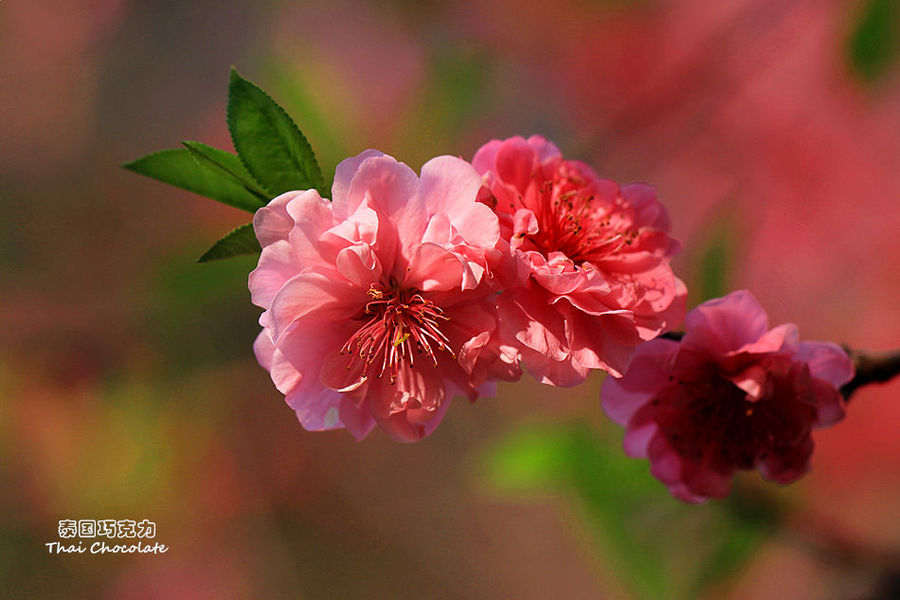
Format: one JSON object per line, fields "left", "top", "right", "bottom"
{"left": 127, "top": 69, "right": 866, "bottom": 503}
{"left": 250, "top": 138, "right": 685, "bottom": 442}
{"left": 249, "top": 136, "right": 854, "bottom": 500}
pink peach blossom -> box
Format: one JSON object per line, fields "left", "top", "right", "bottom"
{"left": 602, "top": 290, "right": 854, "bottom": 503}
{"left": 249, "top": 150, "right": 519, "bottom": 442}
{"left": 473, "top": 135, "right": 686, "bottom": 385}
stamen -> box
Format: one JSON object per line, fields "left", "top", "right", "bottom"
{"left": 340, "top": 286, "right": 454, "bottom": 383}
{"left": 521, "top": 170, "right": 638, "bottom": 265}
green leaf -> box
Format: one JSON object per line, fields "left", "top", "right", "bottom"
{"left": 182, "top": 141, "right": 272, "bottom": 203}
{"left": 481, "top": 421, "right": 780, "bottom": 600}
{"left": 196, "top": 223, "right": 261, "bottom": 263}
{"left": 227, "top": 68, "right": 326, "bottom": 197}
{"left": 261, "top": 60, "right": 353, "bottom": 191}
{"left": 123, "top": 148, "right": 266, "bottom": 213}
{"left": 847, "top": 0, "right": 900, "bottom": 83}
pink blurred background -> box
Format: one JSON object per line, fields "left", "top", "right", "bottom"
{"left": 1, "top": 0, "right": 898, "bottom": 598}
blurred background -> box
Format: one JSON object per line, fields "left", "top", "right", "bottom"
{"left": 1, "top": 0, "right": 899, "bottom": 598}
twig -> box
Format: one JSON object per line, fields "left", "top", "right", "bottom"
{"left": 841, "top": 347, "right": 900, "bottom": 400}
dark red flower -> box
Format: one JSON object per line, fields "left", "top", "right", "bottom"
{"left": 602, "top": 290, "right": 854, "bottom": 502}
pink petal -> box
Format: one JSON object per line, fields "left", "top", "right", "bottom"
{"left": 404, "top": 242, "right": 464, "bottom": 291}
{"left": 794, "top": 341, "right": 855, "bottom": 388}
{"left": 564, "top": 305, "right": 640, "bottom": 378}
{"left": 681, "top": 464, "right": 733, "bottom": 501}
{"left": 525, "top": 135, "right": 562, "bottom": 163}
{"left": 498, "top": 291, "right": 568, "bottom": 361}
{"left": 338, "top": 399, "right": 377, "bottom": 441}
{"left": 647, "top": 435, "right": 683, "bottom": 483}
{"left": 335, "top": 243, "right": 382, "bottom": 289}
{"left": 809, "top": 377, "right": 846, "bottom": 427}
{"left": 529, "top": 253, "right": 584, "bottom": 296}
{"left": 732, "top": 323, "right": 798, "bottom": 356}
{"left": 727, "top": 364, "right": 768, "bottom": 401}
{"left": 458, "top": 331, "right": 491, "bottom": 375}
{"left": 471, "top": 139, "right": 505, "bottom": 174}
{"left": 344, "top": 154, "right": 422, "bottom": 257}
{"left": 450, "top": 201, "right": 500, "bottom": 250}
{"left": 622, "top": 421, "right": 658, "bottom": 458}
{"left": 248, "top": 239, "right": 304, "bottom": 309}
{"left": 512, "top": 208, "right": 539, "bottom": 239}
{"left": 757, "top": 437, "right": 813, "bottom": 484}
{"left": 253, "top": 190, "right": 304, "bottom": 247}
{"left": 683, "top": 290, "right": 770, "bottom": 354}
{"left": 268, "top": 271, "right": 362, "bottom": 341}
{"left": 367, "top": 367, "right": 449, "bottom": 442}
{"left": 419, "top": 155, "right": 484, "bottom": 217}
{"left": 285, "top": 377, "right": 346, "bottom": 432}
{"left": 331, "top": 149, "right": 385, "bottom": 219}
{"left": 601, "top": 338, "right": 679, "bottom": 426}
{"left": 319, "top": 204, "right": 380, "bottom": 262}
{"left": 494, "top": 137, "right": 538, "bottom": 192}
{"left": 421, "top": 213, "right": 453, "bottom": 245}
{"left": 253, "top": 330, "right": 275, "bottom": 370}
{"left": 621, "top": 183, "right": 671, "bottom": 231}
{"left": 665, "top": 482, "right": 710, "bottom": 504}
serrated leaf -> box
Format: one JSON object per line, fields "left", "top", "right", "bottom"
{"left": 196, "top": 223, "right": 261, "bottom": 263}
{"left": 123, "top": 148, "right": 265, "bottom": 213}
{"left": 227, "top": 69, "right": 326, "bottom": 197}
{"left": 182, "top": 141, "right": 272, "bottom": 203}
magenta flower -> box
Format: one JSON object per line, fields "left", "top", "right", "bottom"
{"left": 249, "top": 150, "right": 520, "bottom": 442}
{"left": 472, "top": 135, "right": 686, "bottom": 385}
{"left": 602, "top": 290, "right": 854, "bottom": 503}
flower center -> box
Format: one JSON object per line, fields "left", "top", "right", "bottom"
{"left": 525, "top": 166, "right": 638, "bottom": 264}
{"left": 664, "top": 377, "right": 762, "bottom": 467}
{"left": 339, "top": 283, "right": 454, "bottom": 383}
{"left": 652, "top": 372, "right": 815, "bottom": 471}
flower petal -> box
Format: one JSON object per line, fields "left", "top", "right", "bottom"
{"left": 682, "top": 290, "right": 770, "bottom": 354}
{"left": 269, "top": 271, "right": 362, "bottom": 341}
{"left": 331, "top": 149, "right": 385, "bottom": 219}
{"left": 601, "top": 338, "right": 679, "bottom": 426}
{"left": 794, "top": 341, "right": 855, "bottom": 388}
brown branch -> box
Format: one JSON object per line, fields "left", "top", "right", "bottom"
{"left": 841, "top": 347, "right": 900, "bottom": 400}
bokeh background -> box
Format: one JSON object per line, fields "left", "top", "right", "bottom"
{"left": 2, "top": 0, "right": 899, "bottom": 598}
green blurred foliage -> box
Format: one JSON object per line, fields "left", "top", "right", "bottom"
{"left": 140, "top": 249, "right": 260, "bottom": 376}
{"left": 397, "top": 45, "right": 494, "bottom": 162}
{"left": 481, "top": 421, "right": 780, "bottom": 600}
{"left": 847, "top": 0, "right": 900, "bottom": 83}
{"left": 688, "top": 210, "right": 736, "bottom": 306}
